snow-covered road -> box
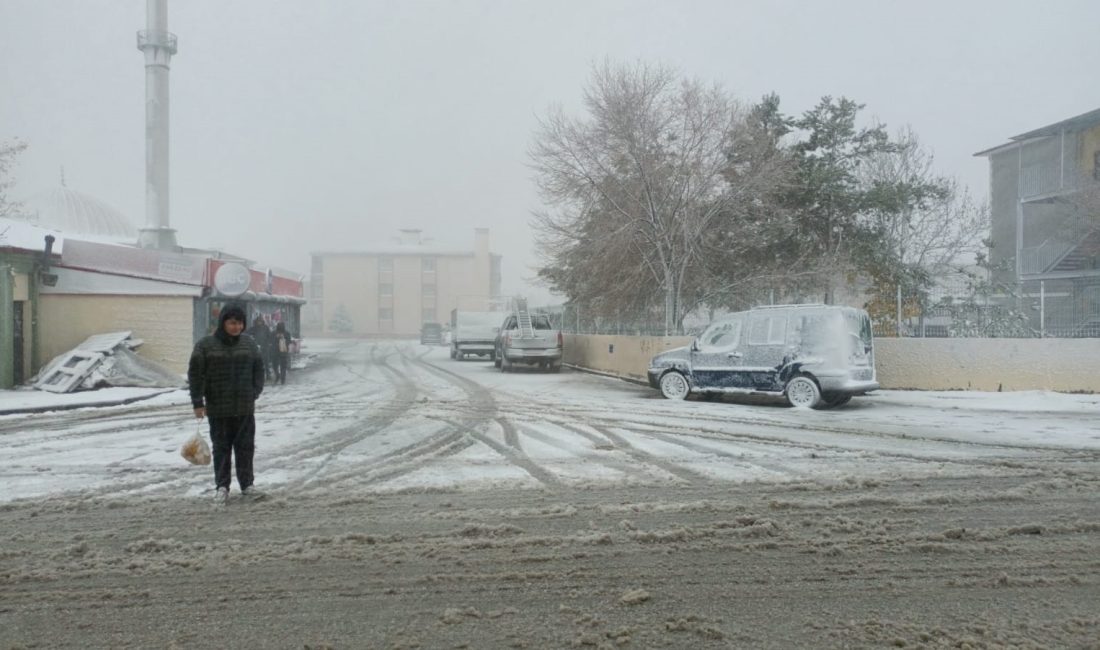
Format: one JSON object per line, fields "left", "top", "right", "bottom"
{"left": 1, "top": 338, "right": 1097, "bottom": 502}
{"left": 3, "top": 339, "right": 1099, "bottom": 648}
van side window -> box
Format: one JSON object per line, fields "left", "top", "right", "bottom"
{"left": 698, "top": 320, "right": 741, "bottom": 351}
{"left": 748, "top": 316, "right": 786, "bottom": 345}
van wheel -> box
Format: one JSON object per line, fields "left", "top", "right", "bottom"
{"left": 785, "top": 375, "right": 821, "bottom": 409}
{"left": 493, "top": 353, "right": 501, "bottom": 368}
{"left": 659, "top": 371, "right": 690, "bottom": 400}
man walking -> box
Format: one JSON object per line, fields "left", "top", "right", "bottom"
{"left": 188, "top": 303, "right": 266, "bottom": 504}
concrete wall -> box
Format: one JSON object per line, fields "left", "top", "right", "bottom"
{"left": 39, "top": 295, "right": 194, "bottom": 375}
{"left": 564, "top": 334, "right": 692, "bottom": 384}
{"left": 564, "top": 334, "right": 1100, "bottom": 392}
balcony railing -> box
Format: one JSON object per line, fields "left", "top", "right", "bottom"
{"left": 1019, "top": 162, "right": 1077, "bottom": 200}
{"left": 1019, "top": 211, "right": 1094, "bottom": 275}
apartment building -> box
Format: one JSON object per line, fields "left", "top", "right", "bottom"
{"left": 309, "top": 228, "right": 502, "bottom": 336}
{"left": 975, "top": 107, "right": 1100, "bottom": 335}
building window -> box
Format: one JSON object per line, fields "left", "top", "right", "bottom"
{"left": 379, "top": 282, "right": 393, "bottom": 297}
{"left": 379, "top": 308, "right": 393, "bottom": 321}
{"left": 422, "top": 284, "right": 436, "bottom": 298}
{"left": 379, "top": 257, "right": 393, "bottom": 272}
{"left": 422, "top": 308, "right": 436, "bottom": 323}
{"left": 422, "top": 257, "right": 436, "bottom": 272}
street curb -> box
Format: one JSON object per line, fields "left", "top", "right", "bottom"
{"left": 0, "top": 388, "right": 179, "bottom": 416}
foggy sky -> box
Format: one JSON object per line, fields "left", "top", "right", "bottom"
{"left": 2, "top": 0, "right": 1099, "bottom": 304}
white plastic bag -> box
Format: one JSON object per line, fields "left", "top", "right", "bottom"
{"left": 181, "top": 421, "right": 212, "bottom": 465}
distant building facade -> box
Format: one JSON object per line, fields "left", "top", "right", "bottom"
{"left": 976, "top": 108, "right": 1100, "bottom": 336}
{"left": 3, "top": 187, "right": 305, "bottom": 379}
{"left": 309, "top": 228, "right": 502, "bottom": 336}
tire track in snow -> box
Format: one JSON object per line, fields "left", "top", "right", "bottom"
{"left": 517, "top": 422, "right": 699, "bottom": 484}
{"left": 278, "top": 343, "right": 423, "bottom": 489}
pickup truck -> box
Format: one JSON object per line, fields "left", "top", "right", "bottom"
{"left": 493, "top": 313, "right": 563, "bottom": 372}
{"left": 450, "top": 310, "right": 500, "bottom": 360}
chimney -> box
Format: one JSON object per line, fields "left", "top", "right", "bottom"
{"left": 136, "top": 0, "right": 178, "bottom": 250}
{"left": 474, "top": 228, "right": 489, "bottom": 257}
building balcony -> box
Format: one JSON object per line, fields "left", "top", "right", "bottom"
{"left": 1019, "top": 162, "right": 1079, "bottom": 202}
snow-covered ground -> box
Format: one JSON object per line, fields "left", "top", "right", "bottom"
{"left": 3, "top": 340, "right": 1098, "bottom": 648}
{"left": 1, "top": 338, "right": 1097, "bottom": 502}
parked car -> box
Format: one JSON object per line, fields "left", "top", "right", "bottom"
{"left": 493, "top": 313, "right": 563, "bottom": 372}
{"left": 420, "top": 322, "right": 443, "bottom": 345}
{"left": 647, "top": 304, "right": 878, "bottom": 408}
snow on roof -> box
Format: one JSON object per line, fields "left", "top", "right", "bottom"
{"left": 974, "top": 106, "right": 1100, "bottom": 157}
{"left": 0, "top": 217, "right": 65, "bottom": 255}
{"left": 312, "top": 245, "right": 478, "bottom": 257}
{"left": 20, "top": 187, "right": 137, "bottom": 239}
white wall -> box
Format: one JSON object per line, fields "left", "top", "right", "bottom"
{"left": 39, "top": 295, "right": 194, "bottom": 374}
{"left": 564, "top": 335, "right": 1100, "bottom": 392}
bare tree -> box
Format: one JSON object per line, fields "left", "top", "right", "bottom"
{"left": 859, "top": 127, "right": 988, "bottom": 277}
{"left": 530, "top": 62, "right": 786, "bottom": 333}
{"left": 0, "top": 139, "right": 28, "bottom": 218}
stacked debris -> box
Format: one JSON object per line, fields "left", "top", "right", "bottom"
{"left": 32, "top": 331, "right": 185, "bottom": 393}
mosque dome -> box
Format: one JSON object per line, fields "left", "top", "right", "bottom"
{"left": 20, "top": 187, "right": 137, "bottom": 239}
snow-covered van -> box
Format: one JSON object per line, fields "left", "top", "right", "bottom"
{"left": 450, "top": 309, "right": 501, "bottom": 360}
{"left": 647, "top": 304, "right": 878, "bottom": 408}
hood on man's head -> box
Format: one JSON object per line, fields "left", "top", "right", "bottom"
{"left": 220, "top": 303, "right": 248, "bottom": 330}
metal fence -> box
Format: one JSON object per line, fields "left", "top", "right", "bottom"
{"left": 536, "top": 275, "right": 1100, "bottom": 339}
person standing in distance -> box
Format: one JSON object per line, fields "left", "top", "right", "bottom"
{"left": 272, "top": 321, "right": 292, "bottom": 385}
{"left": 251, "top": 315, "right": 273, "bottom": 380}
{"left": 188, "top": 303, "right": 266, "bottom": 504}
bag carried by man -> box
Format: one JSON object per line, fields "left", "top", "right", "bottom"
{"left": 181, "top": 421, "right": 212, "bottom": 465}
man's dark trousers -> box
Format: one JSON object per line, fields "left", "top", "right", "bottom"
{"left": 209, "top": 415, "right": 255, "bottom": 490}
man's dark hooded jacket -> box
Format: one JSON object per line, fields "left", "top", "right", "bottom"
{"left": 188, "top": 305, "right": 265, "bottom": 417}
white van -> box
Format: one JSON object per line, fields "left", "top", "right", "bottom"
{"left": 647, "top": 304, "right": 878, "bottom": 408}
